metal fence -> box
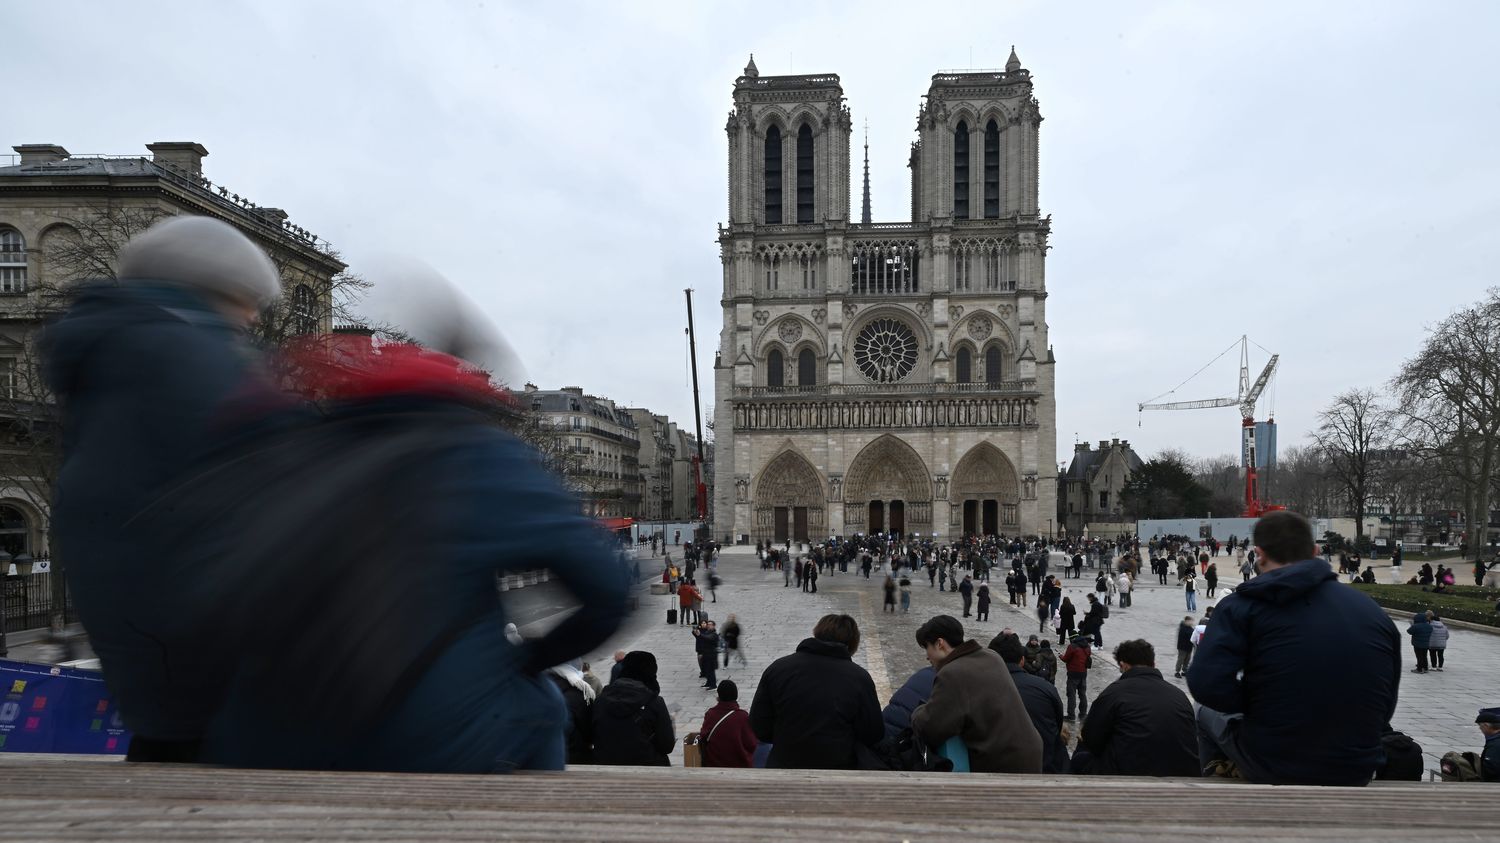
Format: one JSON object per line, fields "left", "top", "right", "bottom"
{"left": 1, "top": 572, "right": 73, "bottom": 634}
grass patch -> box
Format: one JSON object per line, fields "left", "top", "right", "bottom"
{"left": 1350, "top": 582, "right": 1500, "bottom": 628}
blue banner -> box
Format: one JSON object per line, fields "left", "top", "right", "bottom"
{"left": 0, "top": 659, "right": 130, "bottom": 754}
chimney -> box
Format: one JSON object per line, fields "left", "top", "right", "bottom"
{"left": 1098, "top": 441, "right": 1109, "bottom": 451}
{"left": 523, "top": 382, "right": 538, "bottom": 393}
{"left": 146, "top": 141, "right": 209, "bottom": 178}
{"left": 13, "top": 144, "right": 69, "bottom": 166}
{"left": 1075, "top": 442, "right": 1090, "bottom": 453}
{"left": 253, "top": 207, "right": 289, "bottom": 224}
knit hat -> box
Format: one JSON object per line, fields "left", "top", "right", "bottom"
{"left": 619, "top": 650, "right": 660, "bottom": 695}
{"left": 118, "top": 215, "right": 281, "bottom": 309}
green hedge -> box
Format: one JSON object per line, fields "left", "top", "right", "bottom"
{"left": 1349, "top": 582, "right": 1500, "bottom": 628}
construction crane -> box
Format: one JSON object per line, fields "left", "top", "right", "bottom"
{"left": 1138, "top": 335, "right": 1282, "bottom": 517}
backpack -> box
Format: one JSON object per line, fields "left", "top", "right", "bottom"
{"left": 1376, "top": 731, "right": 1424, "bottom": 781}
{"left": 1101, "top": 604, "right": 1110, "bottom": 619}
{"left": 1439, "top": 751, "right": 1485, "bottom": 782}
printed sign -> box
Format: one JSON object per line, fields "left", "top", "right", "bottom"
{"left": 0, "top": 659, "right": 130, "bottom": 754}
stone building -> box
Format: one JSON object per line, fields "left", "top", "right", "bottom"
{"left": 0, "top": 141, "right": 344, "bottom": 555}
{"left": 525, "top": 386, "right": 642, "bottom": 518}
{"left": 626, "top": 408, "right": 679, "bottom": 521}
{"left": 1058, "top": 438, "right": 1144, "bottom": 537}
{"left": 712, "top": 51, "right": 1058, "bottom": 544}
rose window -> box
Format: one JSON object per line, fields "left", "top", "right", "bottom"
{"left": 853, "top": 318, "right": 919, "bottom": 383}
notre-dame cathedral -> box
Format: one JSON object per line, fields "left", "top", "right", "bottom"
{"left": 712, "top": 50, "right": 1058, "bottom": 544}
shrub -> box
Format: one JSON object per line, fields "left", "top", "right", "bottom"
{"left": 1349, "top": 582, "right": 1500, "bottom": 627}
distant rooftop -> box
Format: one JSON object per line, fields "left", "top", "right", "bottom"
{"left": 0, "top": 143, "right": 333, "bottom": 254}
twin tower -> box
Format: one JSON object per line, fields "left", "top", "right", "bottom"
{"left": 712, "top": 51, "right": 1058, "bottom": 544}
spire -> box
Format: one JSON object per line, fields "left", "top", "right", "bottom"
{"left": 744, "top": 53, "right": 759, "bottom": 78}
{"left": 861, "top": 119, "right": 872, "bottom": 225}
{"left": 1005, "top": 46, "right": 1022, "bottom": 73}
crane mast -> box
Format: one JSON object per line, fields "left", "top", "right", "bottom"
{"left": 1138, "top": 335, "right": 1281, "bottom": 517}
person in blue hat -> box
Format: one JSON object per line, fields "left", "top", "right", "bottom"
{"left": 1478, "top": 708, "right": 1500, "bottom": 782}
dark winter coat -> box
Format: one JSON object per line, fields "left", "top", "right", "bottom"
{"left": 41, "top": 283, "right": 285, "bottom": 744}
{"left": 881, "top": 667, "right": 935, "bottom": 739}
{"left": 592, "top": 678, "right": 675, "bottom": 766}
{"left": 1187, "top": 558, "right": 1400, "bottom": 786}
{"left": 1058, "top": 603, "right": 1077, "bottom": 629}
{"left": 1007, "top": 664, "right": 1070, "bottom": 773}
{"left": 197, "top": 398, "right": 630, "bottom": 772}
{"left": 1078, "top": 667, "right": 1198, "bottom": 777}
{"left": 912, "top": 642, "right": 1042, "bottom": 774}
{"left": 750, "top": 637, "right": 884, "bottom": 769}
{"left": 699, "top": 700, "right": 756, "bottom": 768}
{"left": 1081, "top": 604, "right": 1105, "bottom": 635}
{"left": 1406, "top": 613, "right": 1432, "bottom": 650}
{"left": 1177, "top": 622, "right": 1196, "bottom": 652}
{"left": 547, "top": 673, "right": 593, "bottom": 765}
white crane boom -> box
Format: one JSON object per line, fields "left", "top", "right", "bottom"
{"left": 1240, "top": 355, "right": 1279, "bottom": 419}
{"left": 1138, "top": 396, "right": 1239, "bottom": 413}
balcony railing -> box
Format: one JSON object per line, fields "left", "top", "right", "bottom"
{"left": 735, "top": 380, "right": 1036, "bottom": 398}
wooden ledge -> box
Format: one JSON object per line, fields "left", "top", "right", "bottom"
{"left": 0, "top": 759, "right": 1493, "bottom": 841}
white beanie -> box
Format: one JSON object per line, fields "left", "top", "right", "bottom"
{"left": 118, "top": 215, "right": 281, "bottom": 309}
{"left": 355, "top": 255, "right": 525, "bottom": 387}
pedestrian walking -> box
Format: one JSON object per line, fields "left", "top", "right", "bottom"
{"left": 883, "top": 575, "right": 897, "bottom": 613}
{"left": 976, "top": 582, "right": 991, "bottom": 621}
{"left": 1057, "top": 597, "right": 1077, "bottom": 645}
{"left": 1061, "top": 636, "right": 1092, "bottom": 721}
{"left": 1175, "top": 616, "right": 1195, "bottom": 678}
{"left": 1427, "top": 610, "right": 1449, "bottom": 671}
{"left": 959, "top": 575, "right": 975, "bottom": 618}
{"left": 1205, "top": 563, "right": 1219, "bottom": 598}
{"left": 1184, "top": 573, "right": 1198, "bottom": 612}
{"left": 722, "top": 614, "right": 746, "bottom": 668}
{"left": 900, "top": 576, "right": 912, "bottom": 613}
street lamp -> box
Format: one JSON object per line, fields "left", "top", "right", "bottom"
{"left": 0, "top": 550, "right": 12, "bottom": 657}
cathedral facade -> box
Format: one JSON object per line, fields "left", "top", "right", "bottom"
{"left": 712, "top": 51, "right": 1058, "bottom": 544}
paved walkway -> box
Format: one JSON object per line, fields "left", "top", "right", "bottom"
{"left": 593, "top": 546, "right": 1496, "bottom": 769}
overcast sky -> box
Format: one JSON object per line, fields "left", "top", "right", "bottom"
{"left": 11, "top": 1, "right": 1499, "bottom": 466}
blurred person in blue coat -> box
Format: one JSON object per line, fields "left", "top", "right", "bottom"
{"left": 192, "top": 259, "right": 630, "bottom": 772}
{"left": 41, "top": 215, "right": 290, "bottom": 762}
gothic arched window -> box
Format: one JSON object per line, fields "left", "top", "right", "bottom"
{"left": 291, "top": 284, "right": 318, "bottom": 335}
{"left": 0, "top": 228, "right": 26, "bottom": 294}
{"left": 985, "top": 345, "right": 1003, "bottom": 385}
{"left": 983, "top": 120, "right": 1001, "bottom": 219}
{"left": 796, "top": 124, "right": 814, "bottom": 224}
{"left": 767, "top": 348, "right": 784, "bottom": 388}
{"left": 797, "top": 348, "right": 816, "bottom": 387}
{"left": 764, "top": 125, "right": 783, "bottom": 225}
{"left": 953, "top": 122, "right": 969, "bottom": 220}
{"left": 956, "top": 346, "right": 972, "bottom": 383}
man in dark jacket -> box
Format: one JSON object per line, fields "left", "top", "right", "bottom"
{"left": 990, "top": 634, "right": 1070, "bottom": 773}
{"left": 1188, "top": 511, "right": 1400, "bottom": 786}
{"left": 1071, "top": 640, "right": 1197, "bottom": 776}
{"left": 911, "top": 615, "right": 1042, "bottom": 774}
{"left": 593, "top": 651, "right": 675, "bottom": 766}
{"left": 958, "top": 575, "right": 974, "bottom": 617}
{"left": 750, "top": 614, "right": 883, "bottom": 769}
{"left": 40, "top": 216, "right": 289, "bottom": 762}
{"left": 699, "top": 680, "right": 757, "bottom": 768}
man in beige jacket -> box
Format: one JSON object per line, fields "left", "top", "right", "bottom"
{"left": 911, "top": 615, "right": 1043, "bottom": 773}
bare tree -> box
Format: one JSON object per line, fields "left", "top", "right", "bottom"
{"left": 1193, "top": 453, "right": 1244, "bottom": 517}
{"left": 1277, "top": 444, "right": 1337, "bottom": 518}
{"left": 1392, "top": 289, "right": 1500, "bottom": 560}
{"left": 1315, "top": 389, "right": 1391, "bottom": 540}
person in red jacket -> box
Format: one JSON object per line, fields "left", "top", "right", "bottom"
{"left": 1060, "top": 635, "right": 1093, "bottom": 721}
{"left": 699, "top": 680, "right": 757, "bottom": 767}
{"left": 678, "top": 581, "right": 701, "bottom": 625}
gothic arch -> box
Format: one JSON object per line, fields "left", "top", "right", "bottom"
{"left": 846, "top": 305, "right": 931, "bottom": 350}
{"left": 977, "top": 103, "right": 1014, "bottom": 130}
{"left": 948, "top": 105, "right": 979, "bottom": 133}
{"left": 753, "top": 447, "right": 826, "bottom": 542}
{"left": 755, "top": 314, "right": 824, "bottom": 358}
{"left": 844, "top": 434, "right": 931, "bottom": 503}
{"left": 951, "top": 442, "right": 1021, "bottom": 504}
{"left": 754, "top": 106, "right": 791, "bottom": 135}
{"left": 788, "top": 108, "right": 823, "bottom": 137}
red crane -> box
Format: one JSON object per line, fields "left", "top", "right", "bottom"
{"left": 1138, "top": 335, "right": 1282, "bottom": 517}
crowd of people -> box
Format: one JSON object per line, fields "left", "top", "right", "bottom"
{"left": 37, "top": 219, "right": 1493, "bottom": 784}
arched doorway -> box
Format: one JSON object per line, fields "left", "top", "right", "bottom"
{"left": 753, "top": 449, "right": 825, "bottom": 544}
{"left": 950, "top": 442, "right": 1021, "bottom": 537}
{"left": 844, "top": 435, "right": 931, "bottom": 537}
